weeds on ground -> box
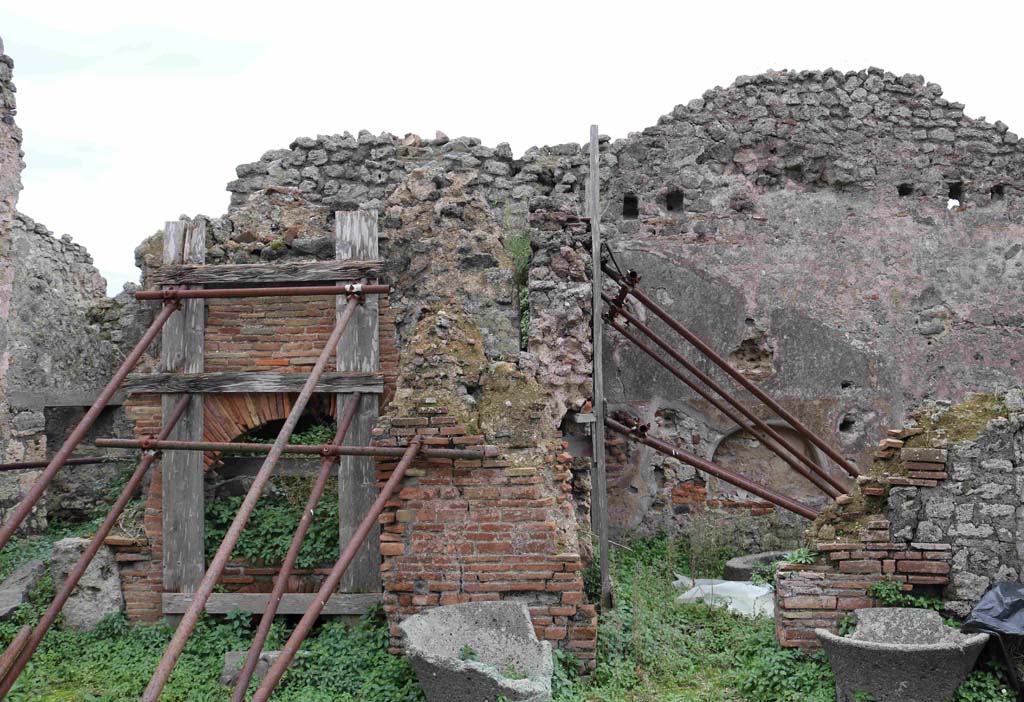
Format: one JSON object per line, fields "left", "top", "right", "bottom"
{"left": 3, "top": 525, "right": 1013, "bottom": 702}
{"left": 0, "top": 587, "right": 422, "bottom": 702}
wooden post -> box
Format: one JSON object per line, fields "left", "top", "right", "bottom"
{"left": 335, "top": 211, "right": 381, "bottom": 593}
{"left": 589, "top": 126, "right": 612, "bottom": 609}
{"left": 161, "top": 219, "right": 206, "bottom": 596}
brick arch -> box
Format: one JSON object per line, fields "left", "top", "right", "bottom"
{"left": 202, "top": 393, "right": 336, "bottom": 465}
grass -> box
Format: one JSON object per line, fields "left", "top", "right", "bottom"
{"left": 0, "top": 529, "right": 1012, "bottom": 701}
{"left": 0, "top": 595, "right": 422, "bottom": 701}
{"left": 561, "top": 534, "right": 835, "bottom": 702}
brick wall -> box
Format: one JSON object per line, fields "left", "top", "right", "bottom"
{"left": 375, "top": 408, "right": 597, "bottom": 669}
{"left": 608, "top": 432, "right": 780, "bottom": 518}
{"left": 115, "top": 285, "right": 399, "bottom": 621}
{"left": 206, "top": 295, "right": 337, "bottom": 372}
{"left": 774, "top": 434, "right": 952, "bottom": 650}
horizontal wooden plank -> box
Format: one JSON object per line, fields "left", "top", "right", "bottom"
{"left": 124, "top": 371, "right": 383, "bottom": 394}
{"left": 162, "top": 592, "right": 381, "bottom": 615}
{"left": 147, "top": 259, "right": 383, "bottom": 286}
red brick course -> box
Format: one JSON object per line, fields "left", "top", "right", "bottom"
{"left": 115, "top": 285, "right": 596, "bottom": 666}
{"left": 774, "top": 441, "right": 953, "bottom": 650}
{"left": 376, "top": 410, "right": 596, "bottom": 668}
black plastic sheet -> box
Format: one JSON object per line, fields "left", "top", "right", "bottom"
{"left": 964, "top": 582, "right": 1024, "bottom": 637}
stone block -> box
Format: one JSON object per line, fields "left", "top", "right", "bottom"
{"left": 51, "top": 538, "right": 123, "bottom": 630}
{"left": 0, "top": 559, "right": 44, "bottom": 619}
{"left": 400, "top": 601, "right": 552, "bottom": 702}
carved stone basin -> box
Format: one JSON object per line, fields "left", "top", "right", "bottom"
{"left": 816, "top": 607, "right": 989, "bottom": 702}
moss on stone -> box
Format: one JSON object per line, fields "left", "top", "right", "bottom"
{"left": 477, "top": 362, "right": 551, "bottom": 448}
{"left": 869, "top": 458, "right": 908, "bottom": 478}
{"left": 905, "top": 393, "right": 1008, "bottom": 446}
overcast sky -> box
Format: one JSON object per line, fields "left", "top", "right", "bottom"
{"left": 4, "top": 1, "right": 1023, "bottom": 294}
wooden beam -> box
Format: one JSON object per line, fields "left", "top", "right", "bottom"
{"left": 588, "top": 126, "right": 612, "bottom": 610}
{"left": 336, "top": 211, "right": 381, "bottom": 594}
{"left": 162, "top": 592, "right": 381, "bottom": 615}
{"left": 147, "top": 259, "right": 383, "bottom": 286}
{"left": 124, "top": 371, "right": 383, "bottom": 394}
{"left": 162, "top": 220, "right": 206, "bottom": 596}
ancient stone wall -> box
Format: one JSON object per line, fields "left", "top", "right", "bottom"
{"left": 775, "top": 389, "right": 1022, "bottom": 649}
{"left": 0, "top": 39, "right": 148, "bottom": 529}
{"left": 118, "top": 169, "right": 596, "bottom": 662}
{"left": 5, "top": 42, "right": 1024, "bottom": 649}
{"left": 222, "top": 69, "right": 1024, "bottom": 549}
{"left": 0, "top": 35, "right": 24, "bottom": 466}
{"left": 886, "top": 390, "right": 1024, "bottom": 617}
{"left": 596, "top": 69, "right": 1024, "bottom": 545}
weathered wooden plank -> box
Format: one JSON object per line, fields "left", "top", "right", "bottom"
{"left": 124, "top": 371, "right": 384, "bottom": 394}
{"left": 162, "top": 592, "right": 381, "bottom": 615}
{"left": 588, "top": 126, "right": 612, "bottom": 610}
{"left": 147, "top": 259, "right": 383, "bottom": 286}
{"left": 162, "top": 219, "right": 206, "bottom": 595}
{"left": 336, "top": 210, "right": 381, "bottom": 594}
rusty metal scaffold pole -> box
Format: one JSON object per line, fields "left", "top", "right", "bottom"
{"left": 250, "top": 435, "right": 425, "bottom": 702}
{"left": 0, "top": 456, "right": 120, "bottom": 472}
{"left": 606, "top": 313, "right": 839, "bottom": 501}
{"left": 230, "top": 392, "right": 364, "bottom": 701}
{"left": 603, "top": 265, "right": 861, "bottom": 479}
{"left": 0, "top": 626, "right": 30, "bottom": 684}
{"left": 603, "top": 296, "right": 846, "bottom": 496}
{"left": 134, "top": 283, "right": 389, "bottom": 301}
{"left": 0, "top": 395, "right": 191, "bottom": 698}
{"left": 606, "top": 417, "right": 818, "bottom": 519}
{"left": 142, "top": 290, "right": 368, "bottom": 702}
{"left": 0, "top": 296, "right": 181, "bottom": 553}
{"left": 93, "top": 438, "right": 489, "bottom": 461}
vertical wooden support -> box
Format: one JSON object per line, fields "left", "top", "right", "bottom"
{"left": 335, "top": 210, "right": 381, "bottom": 593}
{"left": 588, "top": 126, "right": 612, "bottom": 609}
{"left": 162, "top": 219, "right": 206, "bottom": 595}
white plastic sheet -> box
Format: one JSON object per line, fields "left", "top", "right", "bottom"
{"left": 672, "top": 575, "right": 774, "bottom": 617}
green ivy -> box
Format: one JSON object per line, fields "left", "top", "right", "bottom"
{"left": 868, "top": 578, "right": 944, "bottom": 611}
{"left": 205, "top": 476, "right": 339, "bottom": 568}
{"left": 247, "top": 422, "right": 337, "bottom": 445}
{"left": 0, "top": 581, "right": 422, "bottom": 702}
{"left": 953, "top": 662, "right": 1014, "bottom": 702}
{"left": 750, "top": 549, "right": 819, "bottom": 587}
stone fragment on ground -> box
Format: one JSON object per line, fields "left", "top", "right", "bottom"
{"left": 400, "top": 601, "right": 553, "bottom": 702}
{"left": 723, "top": 551, "right": 789, "bottom": 581}
{"left": 0, "top": 559, "right": 44, "bottom": 619}
{"left": 50, "top": 537, "right": 123, "bottom": 630}
{"left": 220, "top": 650, "right": 306, "bottom": 688}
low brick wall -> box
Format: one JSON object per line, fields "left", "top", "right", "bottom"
{"left": 775, "top": 437, "right": 953, "bottom": 650}
{"left": 375, "top": 408, "right": 597, "bottom": 669}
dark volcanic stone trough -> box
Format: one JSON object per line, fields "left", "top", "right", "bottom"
{"left": 816, "top": 608, "right": 988, "bottom": 702}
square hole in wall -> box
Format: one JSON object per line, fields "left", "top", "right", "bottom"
{"left": 666, "top": 189, "right": 684, "bottom": 212}
{"left": 947, "top": 181, "right": 964, "bottom": 209}
{"left": 897, "top": 183, "right": 914, "bottom": 197}
{"left": 622, "top": 193, "right": 639, "bottom": 219}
